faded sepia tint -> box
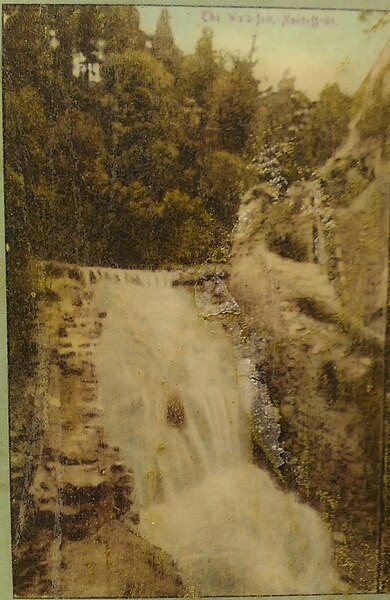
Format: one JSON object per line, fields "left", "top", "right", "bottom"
{"left": 4, "top": 4, "right": 390, "bottom": 597}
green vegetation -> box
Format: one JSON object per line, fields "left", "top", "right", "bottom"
{"left": 6, "top": 7, "right": 390, "bottom": 595}
{"left": 295, "top": 84, "right": 352, "bottom": 169}
{"left": 249, "top": 76, "right": 352, "bottom": 191}
{"left": 4, "top": 6, "right": 261, "bottom": 391}
{"left": 4, "top": 6, "right": 359, "bottom": 573}
{"left": 4, "top": 7, "right": 256, "bottom": 274}
{"left": 4, "top": 6, "right": 355, "bottom": 388}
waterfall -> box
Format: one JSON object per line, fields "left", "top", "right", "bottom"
{"left": 93, "top": 269, "right": 341, "bottom": 596}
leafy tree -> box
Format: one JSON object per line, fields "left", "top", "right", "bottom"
{"left": 207, "top": 58, "right": 259, "bottom": 154}
{"left": 101, "top": 50, "right": 179, "bottom": 195}
{"left": 255, "top": 73, "right": 311, "bottom": 148}
{"left": 252, "top": 77, "right": 351, "bottom": 186}
{"left": 48, "top": 5, "right": 79, "bottom": 77}
{"left": 295, "top": 83, "right": 352, "bottom": 168}
{"left": 198, "top": 150, "right": 244, "bottom": 224}
{"left": 357, "top": 94, "right": 390, "bottom": 141}
{"left": 43, "top": 108, "right": 110, "bottom": 262}
{"left": 94, "top": 6, "right": 145, "bottom": 54}
{"left": 108, "top": 181, "right": 159, "bottom": 265}
{"left": 75, "top": 5, "right": 99, "bottom": 79}
{"left": 158, "top": 190, "right": 214, "bottom": 263}
{"left": 250, "top": 74, "right": 311, "bottom": 186}
{"left": 178, "top": 28, "right": 220, "bottom": 114}
{"left": 4, "top": 87, "right": 47, "bottom": 193}
{"left": 3, "top": 6, "right": 54, "bottom": 99}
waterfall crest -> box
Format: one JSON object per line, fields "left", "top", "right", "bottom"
{"left": 93, "top": 268, "right": 341, "bottom": 595}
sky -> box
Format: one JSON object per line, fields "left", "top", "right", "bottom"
{"left": 138, "top": 6, "right": 390, "bottom": 99}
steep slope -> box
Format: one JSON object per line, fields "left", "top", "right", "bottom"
{"left": 228, "top": 36, "right": 390, "bottom": 590}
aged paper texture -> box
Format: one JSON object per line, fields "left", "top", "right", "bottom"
{"left": 2, "top": 1, "right": 390, "bottom": 598}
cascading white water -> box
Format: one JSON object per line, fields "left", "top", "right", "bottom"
{"left": 93, "top": 268, "right": 342, "bottom": 596}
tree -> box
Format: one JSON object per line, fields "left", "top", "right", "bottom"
{"left": 3, "top": 5, "right": 54, "bottom": 99}
{"left": 4, "top": 5, "right": 258, "bottom": 274}
{"left": 43, "top": 108, "right": 110, "bottom": 262}
{"left": 207, "top": 58, "right": 259, "bottom": 154}
{"left": 178, "top": 28, "right": 220, "bottom": 113}
{"left": 255, "top": 73, "right": 311, "bottom": 148}
{"left": 198, "top": 150, "right": 244, "bottom": 224}
{"left": 158, "top": 190, "right": 214, "bottom": 263}
{"left": 295, "top": 83, "right": 352, "bottom": 169}
{"left": 250, "top": 74, "right": 311, "bottom": 187}
{"left": 152, "top": 9, "right": 182, "bottom": 76}
{"left": 94, "top": 6, "right": 145, "bottom": 54}
{"left": 101, "top": 49, "right": 179, "bottom": 197}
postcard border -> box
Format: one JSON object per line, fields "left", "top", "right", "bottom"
{"left": 1, "top": 1, "right": 390, "bottom": 600}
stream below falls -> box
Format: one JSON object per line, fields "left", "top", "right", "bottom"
{"left": 92, "top": 269, "right": 341, "bottom": 595}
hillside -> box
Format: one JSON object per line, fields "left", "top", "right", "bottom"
{"left": 227, "top": 36, "right": 390, "bottom": 590}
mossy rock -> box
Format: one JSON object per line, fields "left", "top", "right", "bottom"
{"left": 166, "top": 394, "right": 186, "bottom": 429}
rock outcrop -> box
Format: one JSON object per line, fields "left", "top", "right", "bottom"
{"left": 227, "top": 37, "right": 390, "bottom": 591}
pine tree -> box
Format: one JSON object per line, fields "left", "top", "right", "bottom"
{"left": 178, "top": 28, "right": 220, "bottom": 111}
{"left": 207, "top": 58, "right": 259, "bottom": 154}
{"left": 152, "top": 9, "right": 181, "bottom": 75}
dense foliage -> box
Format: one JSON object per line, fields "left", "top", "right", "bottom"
{"left": 4, "top": 5, "right": 352, "bottom": 382}
{"left": 3, "top": 5, "right": 261, "bottom": 389}
{"left": 4, "top": 6, "right": 257, "bottom": 272}
{"left": 249, "top": 74, "right": 352, "bottom": 190}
